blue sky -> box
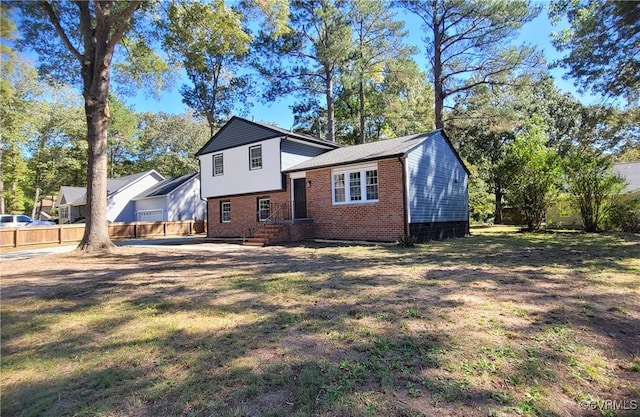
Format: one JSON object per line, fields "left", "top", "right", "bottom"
{"left": 125, "top": 5, "right": 595, "bottom": 130}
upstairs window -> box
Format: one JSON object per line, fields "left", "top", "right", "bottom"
{"left": 213, "top": 153, "right": 224, "bottom": 176}
{"left": 249, "top": 145, "right": 262, "bottom": 170}
{"left": 331, "top": 164, "right": 379, "bottom": 205}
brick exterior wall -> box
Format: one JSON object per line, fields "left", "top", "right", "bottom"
{"left": 206, "top": 189, "right": 290, "bottom": 238}
{"left": 305, "top": 158, "right": 406, "bottom": 242}
{"left": 205, "top": 158, "right": 407, "bottom": 242}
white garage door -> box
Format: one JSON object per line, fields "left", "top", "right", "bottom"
{"left": 138, "top": 209, "right": 163, "bottom": 222}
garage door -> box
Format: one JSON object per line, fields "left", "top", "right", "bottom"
{"left": 138, "top": 209, "right": 163, "bottom": 222}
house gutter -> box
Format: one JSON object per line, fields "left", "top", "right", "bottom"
{"left": 398, "top": 156, "right": 409, "bottom": 237}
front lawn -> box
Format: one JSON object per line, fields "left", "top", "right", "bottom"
{"left": 1, "top": 227, "right": 639, "bottom": 416}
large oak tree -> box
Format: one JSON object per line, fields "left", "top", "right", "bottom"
{"left": 18, "top": 1, "right": 155, "bottom": 251}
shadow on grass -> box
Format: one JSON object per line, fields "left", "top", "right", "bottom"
{"left": 1, "top": 231, "right": 638, "bottom": 416}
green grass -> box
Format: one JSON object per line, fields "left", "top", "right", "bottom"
{"left": 1, "top": 226, "right": 639, "bottom": 416}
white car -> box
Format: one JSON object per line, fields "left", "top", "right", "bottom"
{"left": 0, "top": 214, "right": 55, "bottom": 227}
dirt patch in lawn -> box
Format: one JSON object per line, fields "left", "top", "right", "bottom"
{"left": 1, "top": 229, "right": 639, "bottom": 417}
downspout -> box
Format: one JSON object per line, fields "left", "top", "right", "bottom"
{"left": 197, "top": 157, "right": 209, "bottom": 237}
{"left": 398, "top": 156, "right": 409, "bottom": 237}
{"left": 466, "top": 174, "right": 471, "bottom": 237}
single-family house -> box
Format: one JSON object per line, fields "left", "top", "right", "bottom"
{"left": 57, "top": 170, "right": 165, "bottom": 223}
{"left": 56, "top": 186, "right": 89, "bottom": 224}
{"left": 132, "top": 173, "right": 206, "bottom": 221}
{"left": 197, "top": 116, "right": 470, "bottom": 245}
{"left": 614, "top": 161, "right": 640, "bottom": 197}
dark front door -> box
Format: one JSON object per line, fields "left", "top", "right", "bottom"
{"left": 293, "top": 178, "right": 307, "bottom": 218}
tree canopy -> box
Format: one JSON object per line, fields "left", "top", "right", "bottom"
{"left": 400, "top": 0, "right": 542, "bottom": 129}
{"left": 4, "top": 0, "right": 638, "bottom": 237}
{"left": 550, "top": 0, "right": 640, "bottom": 105}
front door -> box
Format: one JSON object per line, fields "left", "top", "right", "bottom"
{"left": 293, "top": 178, "right": 307, "bottom": 218}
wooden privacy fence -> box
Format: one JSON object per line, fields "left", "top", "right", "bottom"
{"left": 0, "top": 220, "right": 207, "bottom": 249}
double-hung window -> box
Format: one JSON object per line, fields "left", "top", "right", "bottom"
{"left": 213, "top": 153, "right": 224, "bottom": 176}
{"left": 258, "top": 198, "right": 270, "bottom": 221}
{"left": 220, "top": 201, "right": 231, "bottom": 222}
{"left": 249, "top": 145, "right": 262, "bottom": 170}
{"left": 332, "top": 164, "right": 379, "bottom": 205}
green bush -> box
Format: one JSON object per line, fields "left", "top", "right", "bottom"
{"left": 396, "top": 234, "right": 417, "bottom": 247}
{"left": 608, "top": 197, "right": 640, "bottom": 232}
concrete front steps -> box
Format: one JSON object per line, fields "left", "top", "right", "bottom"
{"left": 243, "top": 224, "right": 287, "bottom": 247}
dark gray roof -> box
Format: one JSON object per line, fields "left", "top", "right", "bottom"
{"left": 614, "top": 161, "right": 640, "bottom": 193}
{"left": 59, "top": 186, "right": 86, "bottom": 205}
{"left": 133, "top": 173, "right": 198, "bottom": 200}
{"left": 195, "top": 116, "right": 340, "bottom": 156}
{"left": 285, "top": 131, "right": 442, "bottom": 172}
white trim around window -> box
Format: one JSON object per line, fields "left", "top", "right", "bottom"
{"left": 249, "top": 145, "right": 262, "bottom": 170}
{"left": 257, "top": 198, "right": 270, "bottom": 221}
{"left": 331, "top": 163, "right": 379, "bottom": 205}
{"left": 220, "top": 201, "right": 231, "bottom": 222}
{"left": 213, "top": 153, "right": 224, "bottom": 176}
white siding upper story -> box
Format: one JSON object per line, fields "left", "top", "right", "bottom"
{"left": 199, "top": 137, "right": 282, "bottom": 198}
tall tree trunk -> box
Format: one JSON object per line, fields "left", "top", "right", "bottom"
{"left": 358, "top": 77, "right": 365, "bottom": 144}
{"left": 432, "top": 5, "right": 444, "bottom": 130}
{"left": 79, "top": 95, "right": 112, "bottom": 251}
{"left": 494, "top": 187, "right": 503, "bottom": 224}
{"left": 325, "top": 69, "right": 336, "bottom": 142}
{"left": 0, "top": 146, "right": 4, "bottom": 214}
{"left": 31, "top": 187, "right": 40, "bottom": 219}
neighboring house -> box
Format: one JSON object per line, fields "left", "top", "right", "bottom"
{"left": 56, "top": 186, "right": 87, "bottom": 224}
{"left": 614, "top": 161, "right": 640, "bottom": 197}
{"left": 56, "top": 170, "right": 165, "bottom": 223}
{"left": 197, "top": 116, "right": 470, "bottom": 244}
{"left": 132, "top": 173, "right": 206, "bottom": 221}
{"left": 548, "top": 161, "right": 640, "bottom": 228}
{"left": 35, "top": 195, "right": 57, "bottom": 221}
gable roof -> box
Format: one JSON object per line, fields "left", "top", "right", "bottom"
{"left": 133, "top": 173, "right": 198, "bottom": 200}
{"left": 57, "top": 170, "right": 165, "bottom": 206}
{"left": 195, "top": 116, "right": 340, "bottom": 156}
{"left": 106, "top": 170, "right": 164, "bottom": 195}
{"left": 614, "top": 161, "right": 640, "bottom": 193}
{"left": 58, "top": 186, "right": 86, "bottom": 205}
{"left": 285, "top": 130, "right": 469, "bottom": 174}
